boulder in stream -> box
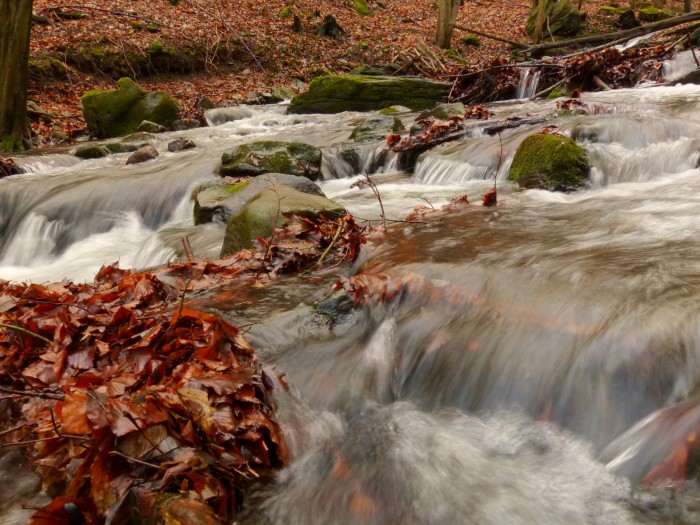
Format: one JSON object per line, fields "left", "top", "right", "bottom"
{"left": 351, "top": 115, "right": 405, "bottom": 142}
{"left": 193, "top": 173, "right": 324, "bottom": 225}
{"left": 288, "top": 74, "right": 451, "bottom": 114}
{"left": 221, "top": 185, "right": 345, "bottom": 256}
{"left": 416, "top": 102, "right": 466, "bottom": 121}
{"left": 508, "top": 133, "right": 590, "bottom": 191}
{"left": 73, "top": 143, "right": 111, "bottom": 159}
{"left": 126, "top": 145, "right": 159, "bottom": 165}
{"left": 219, "top": 140, "right": 322, "bottom": 180}
{"left": 81, "top": 78, "right": 180, "bottom": 138}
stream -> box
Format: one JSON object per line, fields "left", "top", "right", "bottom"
{"left": 3, "top": 66, "right": 700, "bottom": 523}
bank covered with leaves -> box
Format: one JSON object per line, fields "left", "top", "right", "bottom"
{"left": 0, "top": 213, "right": 363, "bottom": 524}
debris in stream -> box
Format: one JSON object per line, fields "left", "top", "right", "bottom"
{"left": 0, "top": 212, "right": 364, "bottom": 524}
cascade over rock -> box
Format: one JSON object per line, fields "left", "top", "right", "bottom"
{"left": 221, "top": 185, "right": 345, "bottom": 256}
{"left": 288, "top": 75, "right": 451, "bottom": 114}
{"left": 193, "top": 173, "right": 325, "bottom": 225}
{"left": 508, "top": 133, "right": 590, "bottom": 191}
{"left": 219, "top": 141, "right": 322, "bottom": 180}
{"left": 81, "top": 78, "right": 180, "bottom": 138}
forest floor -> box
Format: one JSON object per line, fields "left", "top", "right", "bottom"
{"left": 27, "top": 0, "right": 691, "bottom": 144}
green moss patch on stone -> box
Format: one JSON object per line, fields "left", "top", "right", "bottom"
{"left": 28, "top": 58, "right": 69, "bottom": 81}
{"left": 219, "top": 141, "right": 322, "bottom": 180}
{"left": 354, "top": 0, "right": 374, "bottom": 16}
{"left": 350, "top": 115, "right": 405, "bottom": 142}
{"left": 81, "top": 78, "right": 179, "bottom": 138}
{"left": 288, "top": 74, "right": 451, "bottom": 114}
{"left": 221, "top": 185, "right": 345, "bottom": 256}
{"left": 508, "top": 133, "right": 590, "bottom": 192}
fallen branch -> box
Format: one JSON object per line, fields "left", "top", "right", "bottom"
{"left": 0, "top": 322, "right": 51, "bottom": 343}
{"left": 520, "top": 10, "right": 700, "bottom": 54}
{"left": 452, "top": 23, "right": 529, "bottom": 49}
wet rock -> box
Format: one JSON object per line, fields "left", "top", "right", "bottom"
{"left": 50, "top": 130, "right": 69, "bottom": 144}
{"left": 167, "top": 138, "right": 196, "bottom": 152}
{"left": 172, "top": 118, "right": 201, "bottom": 131}
{"left": 81, "top": 77, "right": 180, "bottom": 138}
{"left": 416, "top": 102, "right": 466, "bottom": 121}
{"left": 194, "top": 173, "right": 324, "bottom": 225}
{"left": 126, "top": 145, "right": 159, "bottom": 164}
{"left": 219, "top": 140, "right": 322, "bottom": 180}
{"left": 137, "top": 120, "right": 168, "bottom": 133}
{"left": 221, "top": 184, "right": 345, "bottom": 256}
{"left": 508, "top": 133, "right": 590, "bottom": 191}
{"left": 288, "top": 74, "right": 451, "bottom": 114}
{"left": 104, "top": 141, "right": 146, "bottom": 154}
{"left": 73, "top": 143, "right": 111, "bottom": 159}
{"left": 350, "top": 115, "right": 405, "bottom": 142}
{"left": 526, "top": 0, "right": 583, "bottom": 38}
{"left": 197, "top": 96, "right": 216, "bottom": 110}
{"left": 0, "top": 157, "right": 25, "bottom": 177}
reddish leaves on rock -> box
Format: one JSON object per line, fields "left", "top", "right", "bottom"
{"left": 482, "top": 187, "right": 497, "bottom": 207}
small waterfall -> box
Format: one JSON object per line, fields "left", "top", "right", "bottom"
{"left": 516, "top": 69, "right": 541, "bottom": 100}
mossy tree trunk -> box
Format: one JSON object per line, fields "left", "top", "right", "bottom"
{"left": 533, "top": 0, "right": 547, "bottom": 43}
{"left": 436, "top": 0, "right": 461, "bottom": 48}
{"left": 0, "top": 0, "right": 33, "bottom": 151}
{"left": 684, "top": 0, "right": 691, "bottom": 12}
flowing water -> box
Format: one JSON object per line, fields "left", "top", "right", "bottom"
{"left": 4, "top": 71, "right": 700, "bottom": 523}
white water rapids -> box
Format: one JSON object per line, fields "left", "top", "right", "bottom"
{"left": 4, "top": 71, "right": 700, "bottom": 523}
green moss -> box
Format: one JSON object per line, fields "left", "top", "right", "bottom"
{"left": 378, "top": 107, "right": 399, "bottom": 114}
{"left": 0, "top": 136, "right": 23, "bottom": 152}
{"left": 55, "top": 9, "right": 85, "bottom": 20}
{"left": 597, "top": 5, "right": 619, "bottom": 15}
{"left": 444, "top": 49, "right": 467, "bottom": 64}
{"left": 146, "top": 24, "right": 160, "bottom": 33}
{"left": 279, "top": 6, "right": 292, "bottom": 18}
{"left": 148, "top": 41, "right": 166, "bottom": 54}
{"left": 28, "top": 58, "right": 69, "bottom": 80}
{"left": 224, "top": 179, "right": 252, "bottom": 194}
{"left": 221, "top": 186, "right": 346, "bottom": 256}
{"left": 288, "top": 74, "right": 451, "bottom": 114}
{"left": 459, "top": 35, "right": 481, "bottom": 46}
{"left": 508, "top": 134, "right": 590, "bottom": 191}
{"left": 637, "top": 6, "right": 671, "bottom": 20}
{"left": 219, "top": 141, "right": 322, "bottom": 179}
{"left": 358, "top": 41, "right": 370, "bottom": 49}
{"left": 354, "top": 0, "right": 374, "bottom": 16}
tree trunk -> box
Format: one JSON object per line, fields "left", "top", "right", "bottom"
{"left": 436, "top": 0, "right": 461, "bottom": 49}
{"left": 0, "top": 0, "right": 33, "bottom": 151}
{"left": 533, "top": 0, "right": 547, "bottom": 44}
{"left": 684, "top": 0, "right": 692, "bottom": 12}
{"left": 630, "top": 0, "right": 637, "bottom": 10}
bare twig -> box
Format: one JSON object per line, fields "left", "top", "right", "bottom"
{"left": 313, "top": 219, "right": 345, "bottom": 269}
{"left": 109, "top": 450, "right": 166, "bottom": 470}
{"left": 0, "top": 322, "right": 51, "bottom": 343}
{"left": 452, "top": 23, "right": 529, "bottom": 49}
{"left": 181, "top": 236, "right": 194, "bottom": 261}
{"left": 0, "top": 386, "right": 64, "bottom": 400}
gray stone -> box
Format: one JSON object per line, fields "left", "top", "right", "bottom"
{"left": 194, "top": 173, "right": 325, "bottom": 225}
{"left": 526, "top": 0, "right": 583, "bottom": 38}
{"left": 126, "top": 145, "right": 159, "bottom": 164}
{"left": 168, "top": 138, "right": 196, "bottom": 152}
{"left": 137, "top": 120, "right": 168, "bottom": 133}
{"left": 220, "top": 184, "right": 345, "bottom": 256}
{"left": 350, "top": 115, "right": 405, "bottom": 142}
{"left": 416, "top": 102, "right": 466, "bottom": 121}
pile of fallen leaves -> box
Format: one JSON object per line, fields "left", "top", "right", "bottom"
{"left": 0, "top": 214, "right": 363, "bottom": 524}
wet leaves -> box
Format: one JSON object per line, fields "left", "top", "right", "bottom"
{"left": 0, "top": 213, "right": 363, "bottom": 523}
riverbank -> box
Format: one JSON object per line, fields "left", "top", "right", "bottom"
{"left": 26, "top": 0, "right": 667, "bottom": 145}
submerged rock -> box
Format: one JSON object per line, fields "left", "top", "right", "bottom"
{"left": 416, "top": 102, "right": 466, "bottom": 121}
{"left": 350, "top": 115, "right": 404, "bottom": 142}
{"left": 193, "top": 173, "right": 324, "bottom": 225}
{"left": 288, "top": 74, "right": 451, "bottom": 114}
{"left": 221, "top": 185, "right": 345, "bottom": 256}
{"left": 81, "top": 78, "right": 180, "bottom": 138}
{"left": 508, "top": 133, "right": 590, "bottom": 191}
{"left": 219, "top": 141, "right": 322, "bottom": 180}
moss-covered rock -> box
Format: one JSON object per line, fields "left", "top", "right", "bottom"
{"left": 416, "top": 102, "right": 466, "bottom": 121}
{"left": 219, "top": 141, "right": 322, "bottom": 180}
{"left": 350, "top": 115, "right": 405, "bottom": 142}
{"left": 288, "top": 74, "right": 451, "bottom": 114}
{"left": 597, "top": 5, "right": 620, "bottom": 15}
{"left": 508, "top": 133, "right": 590, "bottom": 191}
{"left": 638, "top": 7, "right": 673, "bottom": 21}
{"left": 526, "top": 0, "right": 583, "bottom": 38}
{"left": 354, "top": 0, "right": 374, "bottom": 16}
{"left": 221, "top": 185, "right": 345, "bottom": 256}
{"left": 81, "top": 78, "right": 180, "bottom": 138}
{"left": 28, "top": 58, "right": 69, "bottom": 81}
{"left": 194, "top": 173, "right": 324, "bottom": 225}
{"left": 73, "top": 144, "right": 111, "bottom": 159}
